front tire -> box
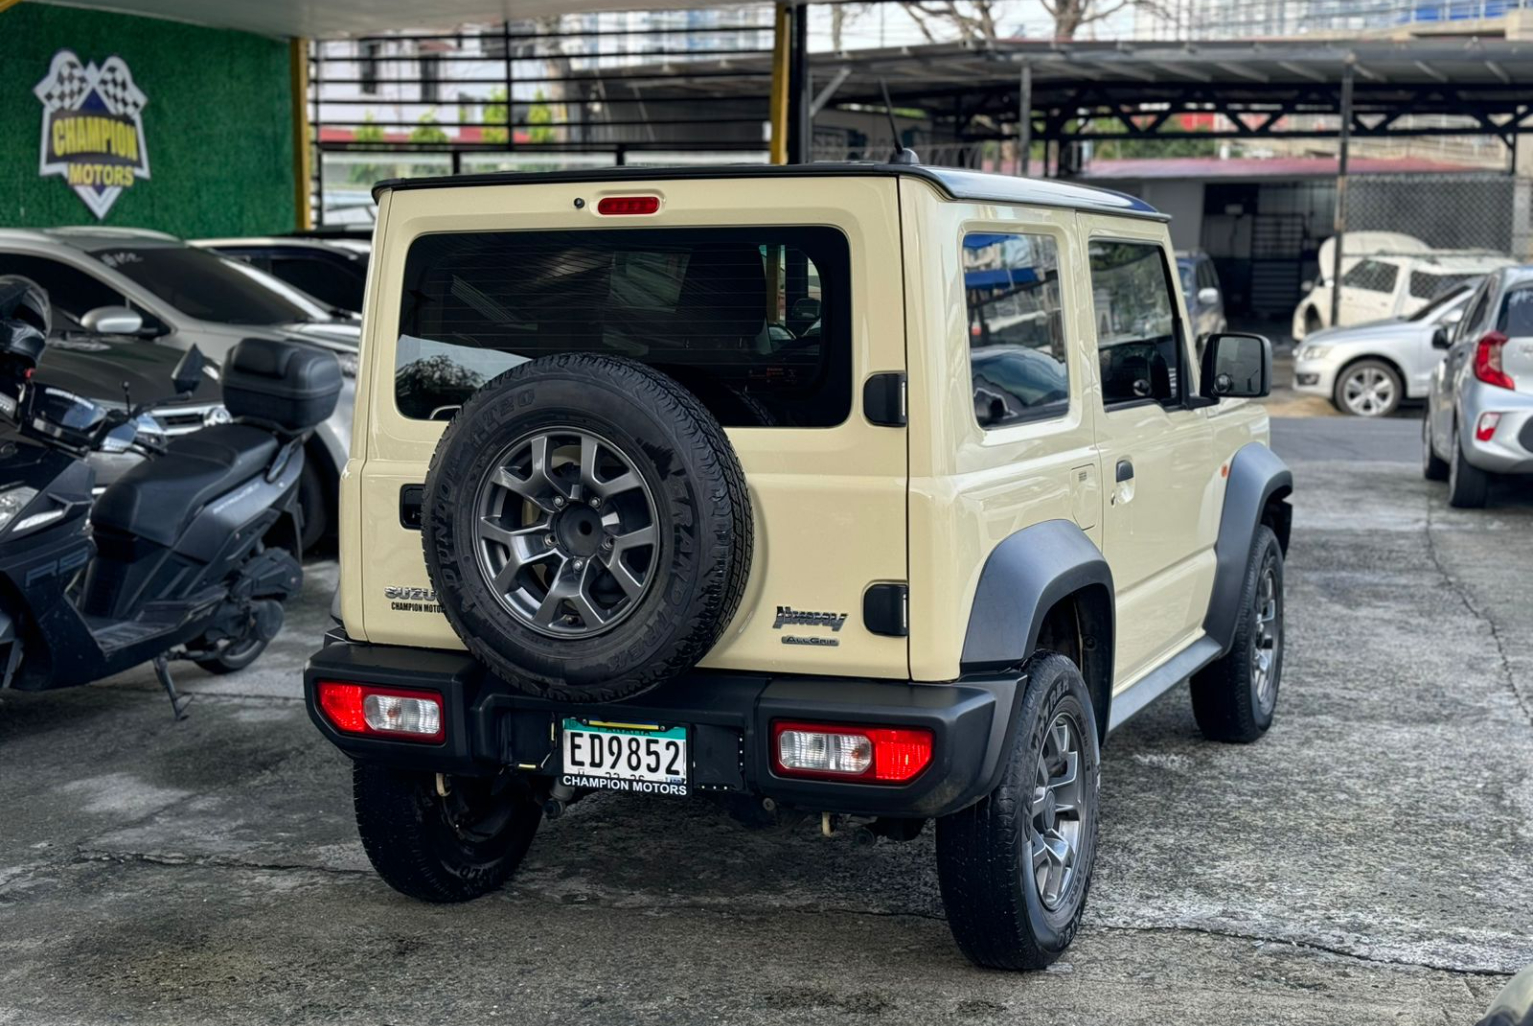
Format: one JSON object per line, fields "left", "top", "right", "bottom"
{"left": 1422, "top": 414, "right": 1449, "bottom": 482}
{"left": 1448, "top": 422, "right": 1491, "bottom": 508}
{"left": 353, "top": 763, "right": 542, "bottom": 903}
{"left": 935, "top": 652, "right": 1100, "bottom": 970}
{"left": 1191, "top": 524, "right": 1283, "bottom": 743}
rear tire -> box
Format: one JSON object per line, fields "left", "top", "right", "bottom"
{"left": 353, "top": 763, "right": 542, "bottom": 903}
{"left": 1448, "top": 422, "right": 1491, "bottom": 508}
{"left": 935, "top": 652, "right": 1100, "bottom": 970}
{"left": 298, "top": 458, "right": 329, "bottom": 552}
{"left": 1191, "top": 525, "right": 1283, "bottom": 743}
{"left": 1422, "top": 414, "right": 1449, "bottom": 482}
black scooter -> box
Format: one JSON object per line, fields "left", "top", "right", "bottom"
{"left": 0, "top": 276, "right": 342, "bottom": 717}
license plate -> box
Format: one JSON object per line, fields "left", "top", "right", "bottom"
{"left": 560, "top": 718, "right": 689, "bottom": 797}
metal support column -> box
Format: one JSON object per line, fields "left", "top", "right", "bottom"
{"left": 768, "top": 4, "right": 790, "bottom": 165}
{"left": 1330, "top": 59, "right": 1354, "bottom": 327}
{"left": 786, "top": 4, "right": 811, "bottom": 164}
{"left": 1019, "top": 63, "right": 1033, "bottom": 178}
{"left": 290, "top": 37, "right": 312, "bottom": 230}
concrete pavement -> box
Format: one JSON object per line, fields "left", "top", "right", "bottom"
{"left": 0, "top": 415, "right": 1529, "bottom": 1025}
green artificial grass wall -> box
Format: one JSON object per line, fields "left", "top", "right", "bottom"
{"left": 0, "top": 3, "right": 296, "bottom": 236}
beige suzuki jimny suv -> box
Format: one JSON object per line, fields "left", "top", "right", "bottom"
{"left": 306, "top": 163, "right": 1292, "bottom": 971}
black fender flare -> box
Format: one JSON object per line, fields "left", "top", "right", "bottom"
{"left": 960, "top": 519, "right": 1115, "bottom": 739}
{"left": 1203, "top": 442, "right": 1292, "bottom": 654}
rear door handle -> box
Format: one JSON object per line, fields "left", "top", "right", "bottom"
{"left": 1116, "top": 459, "right": 1135, "bottom": 483}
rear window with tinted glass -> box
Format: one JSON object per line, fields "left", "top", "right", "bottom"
{"left": 1499, "top": 285, "right": 1533, "bottom": 337}
{"left": 395, "top": 227, "right": 850, "bottom": 427}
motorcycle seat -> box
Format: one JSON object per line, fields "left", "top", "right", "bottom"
{"left": 93, "top": 424, "right": 281, "bottom": 547}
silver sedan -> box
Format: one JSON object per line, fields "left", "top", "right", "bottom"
{"left": 1292, "top": 281, "right": 1476, "bottom": 417}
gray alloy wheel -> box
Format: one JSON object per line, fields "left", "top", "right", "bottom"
{"left": 1250, "top": 556, "right": 1280, "bottom": 717}
{"left": 1031, "top": 711, "right": 1089, "bottom": 911}
{"left": 472, "top": 428, "right": 658, "bottom": 638}
{"left": 1336, "top": 361, "right": 1401, "bottom": 417}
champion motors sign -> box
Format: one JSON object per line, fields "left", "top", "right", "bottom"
{"left": 34, "top": 50, "right": 151, "bottom": 220}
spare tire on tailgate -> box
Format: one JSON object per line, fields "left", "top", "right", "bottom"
{"left": 422, "top": 353, "right": 753, "bottom": 702}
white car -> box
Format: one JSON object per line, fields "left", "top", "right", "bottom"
{"left": 1292, "top": 232, "right": 1514, "bottom": 340}
{"left": 1293, "top": 280, "right": 1476, "bottom": 417}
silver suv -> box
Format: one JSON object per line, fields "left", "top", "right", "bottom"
{"left": 1423, "top": 265, "right": 1533, "bottom": 507}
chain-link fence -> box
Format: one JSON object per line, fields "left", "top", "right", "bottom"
{"left": 1347, "top": 172, "right": 1522, "bottom": 256}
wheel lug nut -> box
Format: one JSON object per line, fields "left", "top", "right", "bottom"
{"left": 544, "top": 534, "right": 557, "bottom": 548}
{"left": 601, "top": 537, "right": 613, "bottom": 550}
{"left": 589, "top": 497, "right": 601, "bottom": 508}
{"left": 553, "top": 496, "right": 567, "bottom": 508}
{"left": 572, "top": 558, "right": 585, "bottom": 571}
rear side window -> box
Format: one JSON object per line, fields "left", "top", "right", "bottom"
{"left": 1089, "top": 240, "right": 1182, "bottom": 407}
{"left": 1499, "top": 286, "right": 1533, "bottom": 337}
{"left": 395, "top": 227, "right": 850, "bottom": 427}
{"left": 1342, "top": 259, "right": 1398, "bottom": 294}
{"left": 0, "top": 253, "right": 124, "bottom": 318}
{"left": 963, "top": 232, "right": 1068, "bottom": 428}
{"left": 1410, "top": 270, "right": 1478, "bottom": 300}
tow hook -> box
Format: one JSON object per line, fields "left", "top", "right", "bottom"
{"left": 543, "top": 779, "right": 575, "bottom": 820}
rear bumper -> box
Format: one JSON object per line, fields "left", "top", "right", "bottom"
{"left": 1459, "top": 380, "right": 1533, "bottom": 474}
{"left": 304, "top": 632, "right": 1021, "bottom": 819}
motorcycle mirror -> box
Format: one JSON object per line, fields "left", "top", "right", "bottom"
{"left": 171, "top": 345, "right": 206, "bottom": 396}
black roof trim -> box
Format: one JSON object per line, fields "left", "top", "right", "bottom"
{"left": 371, "top": 163, "right": 1168, "bottom": 222}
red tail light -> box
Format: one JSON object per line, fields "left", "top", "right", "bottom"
{"left": 316, "top": 681, "right": 444, "bottom": 742}
{"left": 596, "top": 195, "right": 660, "bottom": 216}
{"left": 771, "top": 721, "right": 933, "bottom": 784}
{"left": 1474, "top": 330, "right": 1514, "bottom": 390}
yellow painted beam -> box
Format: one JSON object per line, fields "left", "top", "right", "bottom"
{"left": 290, "top": 37, "right": 313, "bottom": 230}
{"left": 768, "top": 3, "right": 790, "bottom": 165}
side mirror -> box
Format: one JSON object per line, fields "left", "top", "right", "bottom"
{"left": 1431, "top": 326, "right": 1452, "bottom": 350}
{"left": 171, "top": 345, "right": 206, "bottom": 395}
{"left": 1439, "top": 306, "right": 1464, "bottom": 327}
{"left": 789, "top": 297, "right": 821, "bottom": 321}
{"left": 1200, "top": 332, "right": 1272, "bottom": 400}
{"left": 80, "top": 305, "right": 143, "bottom": 336}
{"left": 1299, "top": 280, "right": 1315, "bottom": 295}
{"left": 1196, "top": 286, "right": 1220, "bottom": 307}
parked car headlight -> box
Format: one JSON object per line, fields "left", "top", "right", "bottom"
{"left": 0, "top": 486, "right": 39, "bottom": 533}
{"left": 1298, "top": 345, "right": 1332, "bottom": 361}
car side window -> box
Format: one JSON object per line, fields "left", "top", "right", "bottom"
{"left": 962, "top": 232, "right": 1068, "bottom": 428}
{"left": 1342, "top": 259, "right": 1397, "bottom": 294}
{"left": 1458, "top": 284, "right": 1492, "bottom": 342}
{"left": 0, "top": 253, "right": 126, "bottom": 319}
{"left": 1089, "top": 240, "right": 1183, "bottom": 408}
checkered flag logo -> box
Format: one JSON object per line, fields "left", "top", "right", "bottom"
{"left": 95, "top": 57, "right": 147, "bottom": 118}
{"left": 33, "top": 49, "right": 152, "bottom": 220}
{"left": 33, "top": 51, "right": 89, "bottom": 112}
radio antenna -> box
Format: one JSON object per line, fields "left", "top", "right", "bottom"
{"left": 879, "top": 78, "right": 919, "bottom": 165}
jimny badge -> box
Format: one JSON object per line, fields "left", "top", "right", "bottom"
{"left": 34, "top": 50, "right": 151, "bottom": 220}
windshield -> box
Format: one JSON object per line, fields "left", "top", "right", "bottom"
{"left": 1407, "top": 282, "right": 1475, "bottom": 322}
{"left": 90, "top": 245, "right": 327, "bottom": 325}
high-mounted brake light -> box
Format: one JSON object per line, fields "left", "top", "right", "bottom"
{"left": 316, "top": 681, "right": 444, "bottom": 742}
{"left": 596, "top": 195, "right": 660, "bottom": 216}
{"left": 772, "top": 721, "right": 933, "bottom": 784}
{"left": 1474, "top": 330, "right": 1515, "bottom": 390}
